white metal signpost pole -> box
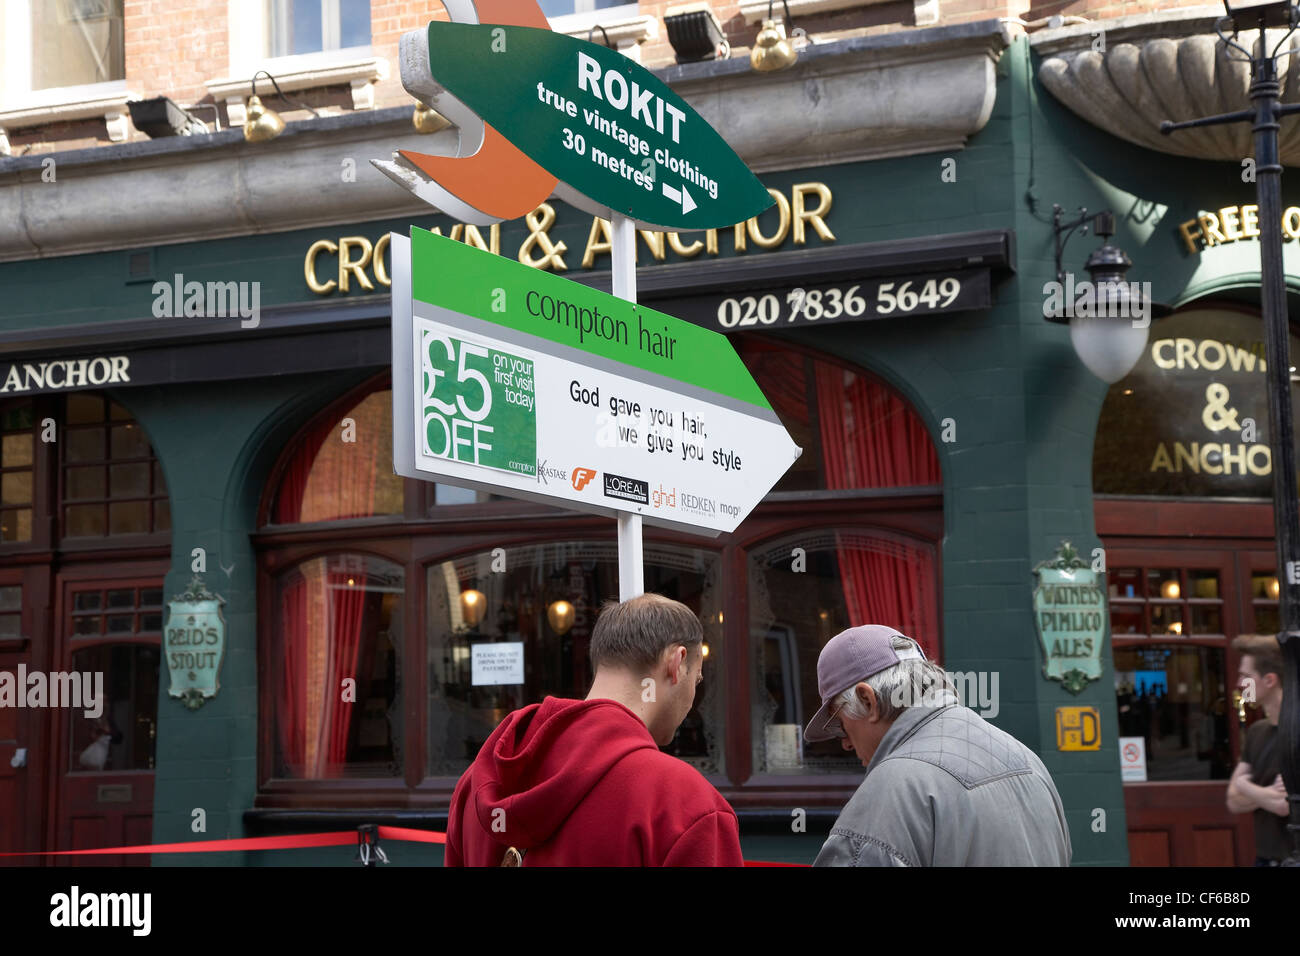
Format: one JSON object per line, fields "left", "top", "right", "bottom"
{"left": 610, "top": 214, "right": 642, "bottom": 600}
{"left": 381, "top": 18, "right": 791, "bottom": 607}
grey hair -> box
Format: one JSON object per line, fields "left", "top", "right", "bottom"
{"left": 837, "top": 634, "right": 956, "bottom": 722}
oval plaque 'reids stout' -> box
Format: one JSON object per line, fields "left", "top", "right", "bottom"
{"left": 423, "top": 21, "right": 774, "bottom": 231}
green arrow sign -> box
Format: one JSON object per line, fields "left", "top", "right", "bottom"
{"left": 391, "top": 228, "right": 802, "bottom": 536}
{"left": 423, "top": 22, "right": 774, "bottom": 231}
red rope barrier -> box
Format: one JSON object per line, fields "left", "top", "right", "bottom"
{"left": 0, "top": 826, "right": 805, "bottom": 865}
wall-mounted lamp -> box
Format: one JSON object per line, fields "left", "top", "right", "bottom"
{"left": 751, "top": 0, "right": 804, "bottom": 72}
{"left": 701, "top": 641, "right": 710, "bottom": 658}
{"left": 664, "top": 2, "right": 729, "bottom": 63}
{"left": 1047, "top": 206, "right": 1149, "bottom": 383}
{"left": 460, "top": 588, "right": 487, "bottom": 628}
{"left": 547, "top": 599, "right": 575, "bottom": 635}
{"left": 1269, "top": 576, "right": 1282, "bottom": 599}
{"left": 243, "top": 71, "right": 320, "bottom": 143}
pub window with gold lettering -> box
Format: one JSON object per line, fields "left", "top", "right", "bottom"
{"left": 1093, "top": 306, "right": 1300, "bottom": 497}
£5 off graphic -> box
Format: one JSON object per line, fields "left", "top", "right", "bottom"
{"left": 421, "top": 326, "right": 537, "bottom": 476}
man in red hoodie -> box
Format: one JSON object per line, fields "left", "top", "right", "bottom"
{"left": 445, "top": 593, "right": 743, "bottom": 866}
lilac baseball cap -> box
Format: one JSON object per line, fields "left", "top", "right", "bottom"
{"left": 803, "top": 625, "right": 927, "bottom": 743}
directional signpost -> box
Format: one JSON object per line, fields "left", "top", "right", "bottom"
{"left": 413, "top": 22, "right": 773, "bottom": 230}
{"left": 377, "top": 12, "right": 790, "bottom": 598}
{"left": 391, "top": 229, "right": 800, "bottom": 535}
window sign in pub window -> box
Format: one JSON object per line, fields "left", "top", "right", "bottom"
{"left": 1094, "top": 307, "right": 1300, "bottom": 496}
{"left": 425, "top": 541, "right": 722, "bottom": 778}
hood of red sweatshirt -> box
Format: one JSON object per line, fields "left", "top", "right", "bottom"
{"left": 467, "top": 696, "right": 657, "bottom": 849}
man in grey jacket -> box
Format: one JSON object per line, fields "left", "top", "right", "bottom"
{"left": 807, "top": 625, "right": 1072, "bottom": 866}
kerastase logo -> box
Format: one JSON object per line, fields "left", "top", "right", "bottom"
{"left": 603, "top": 472, "right": 648, "bottom": 504}
{"left": 680, "top": 491, "right": 716, "bottom": 516}
{"left": 651, "top": 484, "right": 676, "bottom": 508}
{"left": 536, "top": 459, "right": 568, "bottom": 485}
{"left": 571, "top": 467, "right": 597, "bottom": 490}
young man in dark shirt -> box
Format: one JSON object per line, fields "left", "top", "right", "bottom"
{"left": 1226, "top": 634, "right": 1292, "bottom": 865}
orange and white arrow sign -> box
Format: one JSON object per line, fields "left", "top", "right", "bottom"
{"left": 370, "top": 0, "right": 558, "bottom": 225}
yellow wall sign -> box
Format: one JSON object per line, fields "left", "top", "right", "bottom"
{"left": 302, "top": 182, "right": 834, "bottom": 295}
{"left": 1055, "top": 706, "right": 1101, "bottom": 751}
{"left": 1177, "top": 202, "right": 1300, "bottom": 254}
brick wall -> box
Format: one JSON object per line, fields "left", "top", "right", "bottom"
{"left": 124, "top": 0, "right": 229, "bottom": 108}
{"left": 9, "top": 0, "right": 1221, "bottom": 151}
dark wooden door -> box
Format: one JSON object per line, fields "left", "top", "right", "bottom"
{"left": 1105, "top": 548, "right": 1253, "bottom": 865}
{"left": 1098, "top": 497, "right": 1282, "bottom": 866}
{"left": 51, "top": 575, "right": 162, "bottom": 866}
{"left": 0, "top": 567, "right": 54, "bottom": 865}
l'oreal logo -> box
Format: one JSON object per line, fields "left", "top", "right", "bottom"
{"left": 603, "top": 472, "right": 648, "bottom": 504}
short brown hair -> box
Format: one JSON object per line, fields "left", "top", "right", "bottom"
{"left": 589, "top": 593, "right": 703, "bottom": 672}
{"left": 1233, "top": 634, "right": 1284, "bottom": 679}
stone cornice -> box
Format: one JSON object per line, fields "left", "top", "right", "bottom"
{"left": 556, "top": 13, "right": 658, "bottom": 47}
{"left": 0, "top": 20, "right": 1009, "bottom": 263}
{"left": 0, "top": 88, "right": 139, "bottom": 154}
{"left": 1033, "top": 7, "right": 1300, "bottom": 165}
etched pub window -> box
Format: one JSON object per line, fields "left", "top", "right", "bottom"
{"left": 425, "top": 541, "right": 722, "bottom": 777}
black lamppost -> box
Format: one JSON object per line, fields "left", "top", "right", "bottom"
{"left": 1160, "top": 0, "right": 1300, "bottom": 864}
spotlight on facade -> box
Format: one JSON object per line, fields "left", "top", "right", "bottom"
{"left": 664, "top": 2, "right": 729, "bottom": 63}
{"left": 461, "top": 589, "right": 487, "bottom": 627}
{"left": 244, "top": 94, "right": 285, "bottom": 143}
{"left": 127, "top": 96, "right": 211, "bottom": 138}
{"left": 413, "top": 100, "right": 451, "bottom": 134}
{"left": 750, "top": 0, "right": 799, "bottom": 72}
{"left": 547, "top": 599, "right": 575, "bottom": 635}
{"left": 1049, "top": 206, "right": 1149, "bottom": 384}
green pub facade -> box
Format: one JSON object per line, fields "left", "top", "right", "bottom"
{"left": 0, "top": 12, "right": 1294, "bottom": 866}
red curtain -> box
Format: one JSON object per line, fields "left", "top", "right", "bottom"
{"left": 813, "top": 361, "right": 942, "bottom": 660}
{"left": 277, "top": 562, "right": 369, "bottom": 778}
{"left": 273, "top": 415, "right": 335, "bottom": 523}
{"left": 322, "top": 571, "right": 366, "bottom": 775}
{"left": 814, "top": 363, "right": 941, "bottom": 488}
{"left": 747, "top": 348, "right": 811, "bottom": 429}
{"left": 273, "top": 393, "right": 389, "bottom": 523}
{"left": 277, "top": 574, "right": 308, "bottom": 773}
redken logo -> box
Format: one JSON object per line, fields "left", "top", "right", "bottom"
{"left": 50, "top": 886, "right": 151, "bottom": 936}
{"left": 680, "top": 492, "right": 716, "bottom": 517}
